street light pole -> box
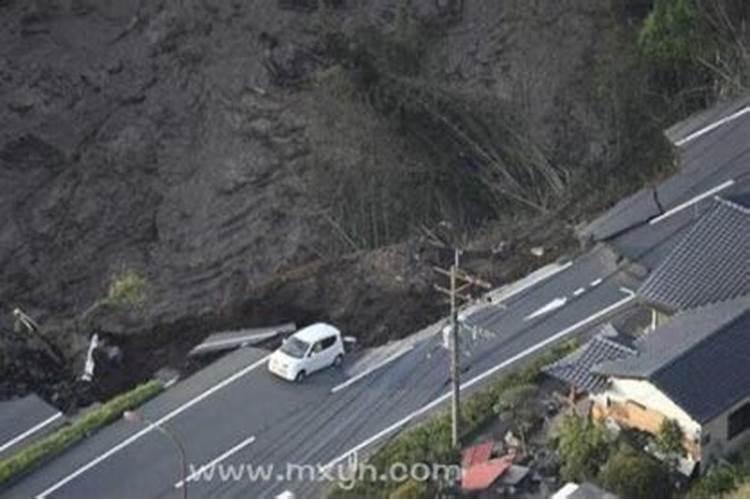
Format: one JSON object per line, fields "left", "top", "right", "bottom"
{"left": 123, "top": 411, "right": 188, "bottom": 499}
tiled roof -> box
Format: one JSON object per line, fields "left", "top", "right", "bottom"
{"left": 461, "top": 457, "right": 513, "bottom": 492}
{"left": 594, "top": 297, "right": 750, "bottom": 423}
{"left": 462, "top": 441, "right": 493, "bottom": 469}
{"left": 637, "top": 197, "right": 749, "bottom": 312}
{"left": 543, "top": 324, "right": 636, "bottom": 393}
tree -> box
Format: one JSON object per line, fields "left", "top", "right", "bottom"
{"left": 655, "top": 418, "right": 686, "bottom": 471}
{"left": 639, "top": 0, "right": 702, "bottom": 65}
{"left": 639, "top": 0, "right": 749, "bottom": 99}
{"left": 556, "top": 415, "right": 612, "bottom": 482}
{"left": 493, "top": 383, "right": 538, "bottom": 453}
{"left": 599, "top": 445, "right": 671, "bottom": 498}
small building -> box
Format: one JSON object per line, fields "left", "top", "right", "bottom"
{"left": 591, "top": 298, "right": 750, "bottom": 467}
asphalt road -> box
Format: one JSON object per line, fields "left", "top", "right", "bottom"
{"left": 0, "top": 395, "right": 62, "bottom": 460}
{"left": 3, "top": 100, "right": 749, "bottom": 499}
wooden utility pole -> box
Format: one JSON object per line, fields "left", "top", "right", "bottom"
{"left": 433, "top": 249, "right": 491, "bottom": 448}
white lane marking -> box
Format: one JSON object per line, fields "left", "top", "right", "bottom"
{"left": 589, "top": 278, "right": 603, "bottom": 287}
{"left": 572, "top": 287, "right": 585, "bottom": 296}
{"left": 0, "top": 412, "right": 63, "bottom": 454}
{"left": 174, "top": 435, "right": 256, "bottom": 488}
{"left": 322, "top": 289, "right": 637, "bottom": 470}
{"left": 674, "top": 106, "right": 750, "bottom": 146}
{"left": 649, "top": 179, "right": 735, "bottom": 225}
{"left": 488, "top": 261, "right": 573, "bottom": 304}
{"left": 524, "top": 297, "right": 568, "bottom": 321}
{"left": 163, "top": 376, "right": 179, "bottom": 389}
{"left": 37, "top": 355, "right": 271, "bottom": 498}
{"left": 331, "top": 345, "right": 415, "bottom": 394}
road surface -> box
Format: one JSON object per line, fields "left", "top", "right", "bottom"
{"left": 3, "top": 98, "right": 749, "bottom": 498}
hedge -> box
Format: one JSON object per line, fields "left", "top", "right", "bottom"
{"left": 0, "top": 380, "right": 162, "bottom": 486}
{"left": 330, "top": 340, "right": 578, "bottom": 498}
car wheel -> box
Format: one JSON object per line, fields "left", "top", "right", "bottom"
{"left": 333, "top": 354, "right": 343, "bottom": 368}
{"left": 295, "top": 370, "right": 306, "bottom": 383}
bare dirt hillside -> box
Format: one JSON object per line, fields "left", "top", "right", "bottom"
{"left": 0, "top": 0, "right": 677, "bottom": 407}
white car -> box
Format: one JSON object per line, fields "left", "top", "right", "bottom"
{"left": 268, "top": 323, "right": 345, "bottom": 382}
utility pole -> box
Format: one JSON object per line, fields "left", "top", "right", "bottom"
{"left": 433, "top": 249, "right": 491, "bottom": 448}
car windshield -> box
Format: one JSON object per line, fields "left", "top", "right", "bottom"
{"left": 280, "top": 337, "right": 309, "bottom": 358}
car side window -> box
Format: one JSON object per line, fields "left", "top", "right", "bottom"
{"left": 311, "top": 342, "right": 323, "bottom": 354}
{"left": 321, "top": 336, "right": 336, "bottom": 350}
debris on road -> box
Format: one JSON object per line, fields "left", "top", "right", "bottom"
{"left": 189, "top": 323, "right": 296, "bottom": 357}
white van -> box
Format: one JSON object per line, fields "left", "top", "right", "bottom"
{"left": 268, "top": 323, "right": 345, "bottom": 382}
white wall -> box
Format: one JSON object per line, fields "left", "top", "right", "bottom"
{"left": 599, "top": 378, "right": 702, "bottom": 438}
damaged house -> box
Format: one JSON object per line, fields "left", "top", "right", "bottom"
{"left": 544, "top": 195, "right": 749, "bottom": 470}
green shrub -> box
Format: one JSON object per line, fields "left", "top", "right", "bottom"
{"left": 639, "top": 0, "right": 702, "bottom": 65}
{"left": 106, "top": 270, "right": 148, "bottom": 308}
{"left": 655, "top": 418, "right": 685, "bottom": 457}
{"left": 599, "top": 444, "right": 671, "bottom": 498}
{"left": 688, "top": 465, "right": 739, "bottom": 498}
{"left": 687, "top": 445, "right": 750, "bottom": 498}
{"left": 493, "top": 383, "right": 538, "bottom": 452}
{"left": 388, "top": 478, "right": 430, "bottom": 498}
{"left": 0, "top": 380, "right": 162, "bottom": 486}
{"left": 555, "top": 415, "right": 612, "bottom": 482}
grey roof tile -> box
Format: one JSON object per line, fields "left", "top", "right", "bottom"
{"left": 543, "top": 324, "right": 636, "bottom": 393}
{"left": 637, "top": 197, "right": 749, "bottom": 312}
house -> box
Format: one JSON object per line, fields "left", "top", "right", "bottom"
{"left": 637, "top": 196, "right": 748, "bottom": 328}
{"left": 591, "top": 298, "right": 750, "bottom": 466}
{"left": 542, "top": 192, "right": 749, "bottom": 471}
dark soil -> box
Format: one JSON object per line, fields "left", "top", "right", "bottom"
{"left": 0, "top": 0, "right": 671, "bottom": 411}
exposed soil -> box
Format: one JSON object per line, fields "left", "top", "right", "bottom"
{"left": 0, "top": 0, "right": 668, "bottom": 410}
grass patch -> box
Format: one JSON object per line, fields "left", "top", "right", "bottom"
{"left": 0, "top": 380, "right": 162, "bottom": 487}
{"left": 329, "top": 340, "right": 577, "bottom": 498}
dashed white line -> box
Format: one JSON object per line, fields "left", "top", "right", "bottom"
{"left": 525, "top": 297, "right": 568, "bottom": 321}
{"left": 174, "top": 435, "right": 256, "bottom": 488}
{"left": 648, "top": 179, "right": 735, "bottom": 225}
{"left": 488, "top": 261, "right": 573, "bottom": 304}
{"left": 589, "top": 278, "right": 603, "bottom": 287}
{"left": 0, "top": 412, "right": 63, "bottom": 454}
{"left": 572, "top": 287, "right": 585, "bottom": 296}
{"left": 331, "top": 345, "right": 415, "bottom": 394}
{"left": 674, "top": 106, "right": 750, "bottom": 146}
{"left": 37, "top": 354, "right": 271, "bottom": 498}
{"left": 322, "top": 289, "right": 637, "bottom": 470}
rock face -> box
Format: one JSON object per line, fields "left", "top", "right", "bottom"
{"left": 0, "top": 0, "right": 638, "bottom": 401}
